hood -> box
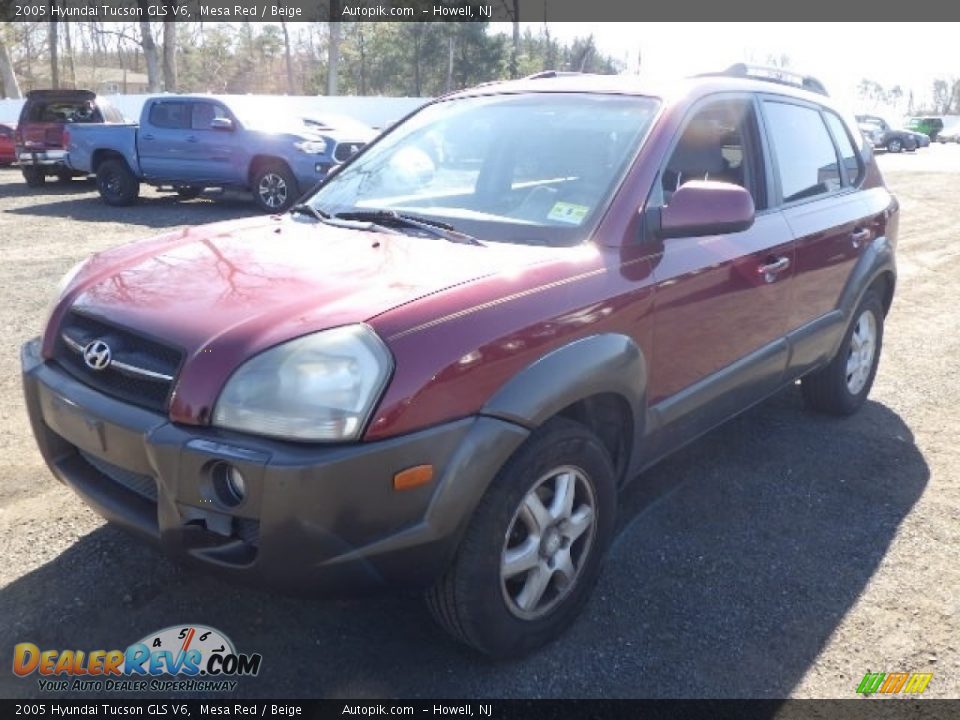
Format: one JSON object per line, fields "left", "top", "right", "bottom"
{"left": 54, "top": 214, "right": 562, "bottom": 365}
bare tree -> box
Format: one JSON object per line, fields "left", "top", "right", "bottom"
{"left": 48, "top": 17, "right": 59, "bottom": 88}
{"left": 162, "top": 19, "right": 177, "bottom": 91}
{"left": 63, "top": 21, "right": 76, "bottom": 88}
{"left": 326, "top": 12, "right": 340, "bottom": 95}
{"left": 0, "top": 25, "right": 22, "bottom": 98}
{"left": 280, "top": 20, "right": 293, "bottom": 94}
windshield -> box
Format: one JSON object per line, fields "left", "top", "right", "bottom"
{"left": 304, "top": 92, "right": 659, "bottom": 246}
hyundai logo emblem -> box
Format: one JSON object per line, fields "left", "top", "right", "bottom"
{"left": 82, "top": 340, "right": 112, "bottom": 371}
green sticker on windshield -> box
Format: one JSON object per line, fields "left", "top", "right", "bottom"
{"left": 547, "top": 202, "right": 589, "bottom": 225}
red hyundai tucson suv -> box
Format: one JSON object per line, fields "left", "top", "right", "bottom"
{"left": 22, "top": 65, "right": 897, "bottom": 657}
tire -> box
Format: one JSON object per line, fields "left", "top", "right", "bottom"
{"left": 176, "top": 186, "right": 203, "bottom": 201}
{"left": 251, "top": 162, "right": 298, "bottom": 213}
{"left": 886, "top": 138, "right": 902, "bottom": 153}
{"left": 22, "top": 166, "right": 45, "bottom": 187}
{"left": 426, "top": 417, "right": 617, "bottom": 658}
{"left": 801, "top": 289, "right": 884, "bottom": 416}
{"left": 96, "top": 159, "right": 140, "bottom": 207}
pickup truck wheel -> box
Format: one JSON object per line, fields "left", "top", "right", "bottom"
{"left": 802, "top": 290, "right": 884, "bottom": 416}
{"left": 97, "top": 159, "right": 140, "bottom": 207}
{"left": 252, "top": 163, "right": 298, "bottom": 213}
{"left": 426, "top": 417, "right": 616, "bottom": 658}
{"left": 176, "top": 186, "right": 203, "bottom": 201}
{"left": 886, "top": 138, "right": 902, "bottom": 153}
{"left": 22, "top": 166, "right": 45, "bottom": 187}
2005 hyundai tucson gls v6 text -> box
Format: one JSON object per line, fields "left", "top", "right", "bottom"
{"left": 22, "top": 65, "right": 898, "bottom": 657}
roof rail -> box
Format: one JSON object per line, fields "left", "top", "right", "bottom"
{"left": 524, "top": 70, "right": 585, "bottom": 80}
{"left": 698, "top": 63, "right": 829, "bottom": 96}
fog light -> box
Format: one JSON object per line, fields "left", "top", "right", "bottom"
{"left": 211, "top": 462, "right": 246, "bottom": 507}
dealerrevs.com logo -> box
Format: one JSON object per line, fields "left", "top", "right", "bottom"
{"left": 13, "top": 624, "right": 262, "bottom": 692}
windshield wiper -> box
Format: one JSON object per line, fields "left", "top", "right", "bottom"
{"left": 290, "top": 203, "right": 331, "bottom": 222}
{"left": 334, "top": 209, "right": 484, "bottom": 246}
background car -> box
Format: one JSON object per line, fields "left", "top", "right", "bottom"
{"left": 0, "top": 122, "right": 15, "bottom": 166}
{"left": 907, "top": 129, "right": 930, "bottom": 148}
{"left": 905, "top": 116, "right": 943, "bottom": 141}
{"left": 856, "top": 114, "right": 918, "bottom": 153}
{"left": 15, "top": 89, "right": 126, "bottom": 186}
{"left": 936, "top": 124, "right": 960, "bottom": 143}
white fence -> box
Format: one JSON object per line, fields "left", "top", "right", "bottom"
{"left": 0, "top": 94, "right": 429, "bottom": 129}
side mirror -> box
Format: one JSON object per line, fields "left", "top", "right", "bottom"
{"left": 210, "top": 117, "right": 234, "bottom": 132}
{"left": 657, "top": 181, "right": 755, "bottom": 239}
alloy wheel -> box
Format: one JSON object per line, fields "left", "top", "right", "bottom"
{"left": 846, "top": 309, "right": 877, "bottom": 395}
{"left": 500, "top": 466, "right": 597, "bottom": 620}
{"left": 258, "top": 173, "right": 288, "bottom": 209}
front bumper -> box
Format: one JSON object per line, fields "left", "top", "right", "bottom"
{"left": 18, "top": 149, "right": 68, "bottom": 167}
{"left": 21, "top": 338, "right": 529, "bottom": 594}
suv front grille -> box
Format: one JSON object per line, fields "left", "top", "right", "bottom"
{"left": 53, "top": 312, "right": 183, "bottom": 412}
{"left": 333, "top": 142, "right": 365, "bottom": 163}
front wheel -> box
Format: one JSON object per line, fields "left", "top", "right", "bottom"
{"left": 252, "top": 162, "right": 298, "bottom": 213}
{"left": 96, "top": 159, "right": 140, "bottom": 207}
{"left": 426, "top": 417, "right": 616, "bottom": 657}
{"left": 887, "top": 138, "right": 903, "bottom": 153}
{"left": 802, "top": 290, "right": 884, "bottom": 416}
{"left": 22, "top": 166, "right": 45, "bottom": 187}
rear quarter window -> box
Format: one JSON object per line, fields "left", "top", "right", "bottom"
{"left": 822, "top": 111, "right": 864, "bottom": 186}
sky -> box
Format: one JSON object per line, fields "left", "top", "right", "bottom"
{"left": 491, "top": 22, "right": 960, "bottom": 116}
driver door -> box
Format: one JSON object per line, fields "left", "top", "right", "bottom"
{"left": 648, "top": 96, "right": 795, "bottom": 441}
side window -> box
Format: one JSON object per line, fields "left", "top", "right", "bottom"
{"left": 191, "top": 102, "right": 230, "bottom": 131}
{"left": 661, "top": 98, "right": 765, "bottom": 210}
{"left": 148, "top": 102, "right": 190, "bottom": 130}
{"left": 823, "top": 111, "right": 864, "bottom": 186}
{"left": 763, "top": 101, "right": 841, "bottom": 203}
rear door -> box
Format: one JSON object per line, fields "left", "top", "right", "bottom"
{"left": 138, "top": 100, "right": 192, "bottom": 181}
{"left": 647, "top": 95, "right": 795, "bottom": 443}
{"left": 183, "top": 100, "right": 244, "bottom": 183}
{"left": 760, "top": 98, "right": 870, "bottom": 376}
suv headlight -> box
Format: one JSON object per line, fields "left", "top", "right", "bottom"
{"left": 212, "top": 325, "right": 393, "bottom": 442}
{"left": 295, "top": 139, "right": 328, "bottom": 155}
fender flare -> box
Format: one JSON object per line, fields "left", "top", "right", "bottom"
{"left": 480, "top": 332, "right": 647, "bottom": 439}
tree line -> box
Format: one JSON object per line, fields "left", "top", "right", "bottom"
{"left": 0, "top": 19, "right": 624, "bottom": 100}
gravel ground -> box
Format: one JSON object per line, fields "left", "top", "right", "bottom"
{"left": 0, "top": 147, "right": 958, "bottom": 699}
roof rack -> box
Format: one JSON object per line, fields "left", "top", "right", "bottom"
{"left": 524, "top": 70, "right": 586, "bottom": 80}
{"left": 698, "top": 63, "right": 829, "bottom": 96}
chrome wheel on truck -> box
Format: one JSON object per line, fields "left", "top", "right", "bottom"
{"left": 252, "top": 162, "right": 298, "bottom": 213}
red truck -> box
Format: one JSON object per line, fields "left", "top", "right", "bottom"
{"left": 14, "top": 89, "right": 125, "bottom": 186}
{"left": 22, "top": 65, "right": 898, "bottom": 657}
{"left": 0, "top": 122, "right": 15, "bottom": 165}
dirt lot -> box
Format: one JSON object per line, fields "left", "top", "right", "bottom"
{"left": 0, "top": 148, "right": 958, "bottom": 699}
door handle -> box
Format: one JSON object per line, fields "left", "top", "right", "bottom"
{"left": 758, "top": 256, "right": 791, "bottom": 283}
{"left": 141, "top": 134, "right": 154, "bottom": 141}
{"left": 851, "top": 227, "right": 871, "bottom": 248}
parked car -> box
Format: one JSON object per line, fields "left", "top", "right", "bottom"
{"left": 936, "top": 124, "right": 960, "bottom": 143}
{"left": 23, "top": 65, "right": 898, "bottom": 658}
{"left": 15, "top": 89, "right": 125, "bottom": 186}
{"left": 905, "top": 116, "right": 943, "bottom": 141}
{"left": 907, "top": 130, "right": 930, "bottom": 148}
{"left": 0, "top": 122, "right": 15, "bottom": 166}
{"left": 856, "top": 114, "right": 917, "bottom": 153}
{"left": 66, "top": 96, "right": 374, "bottom": 213}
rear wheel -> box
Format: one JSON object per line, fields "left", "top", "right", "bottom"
{"left": 96, "top": 159, "right": 140, "bottom": 207}
{"left": 252, "top": 162, "right": 298, "bottom": 213}
{"left": 802, "top": 289, "right": 884, "bottom": 416}
{"left": 22, "top": 166, "right": 45, "bottom": 187}
{"left": 426, "top": 417, "right": 616, "bottom": 658}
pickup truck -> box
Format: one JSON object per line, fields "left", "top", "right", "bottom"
{"left": 66, "top": 95, "right": 375, "bottom": 212}
{"left": 16, "top": 89, "right": 125, "bottom": 186}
